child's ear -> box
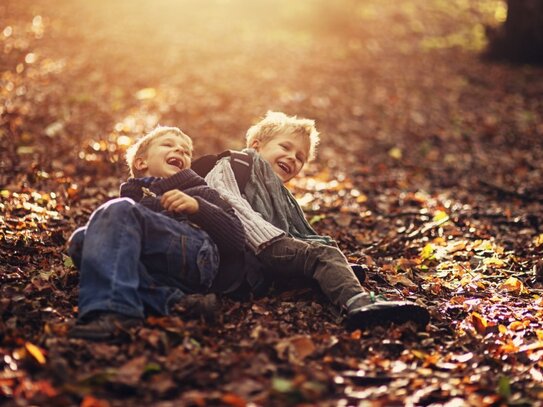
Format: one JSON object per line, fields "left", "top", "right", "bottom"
{"left": 249, "top": 139, "right": 260, "bottom": 151}
{"left": 134, "top": 157, "right": 148, "bottom": 171}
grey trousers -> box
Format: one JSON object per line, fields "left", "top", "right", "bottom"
{"left": 257, "top": 237, "right": 364, "bottom": 308}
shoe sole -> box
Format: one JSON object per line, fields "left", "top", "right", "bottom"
{"left": 347, "top": 304, "right": 429, "bottom": 330}
{"left": 68, "top": 319, "right": 141, "bottom": 342}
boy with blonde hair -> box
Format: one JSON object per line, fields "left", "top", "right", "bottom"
{"left": 205, "top": 112, "right": 429, "bottom": 328}
{"left": 67, "top": 126, "right": 245, "bottom": 340}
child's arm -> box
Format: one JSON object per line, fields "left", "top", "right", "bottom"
{"left": 184, "top": 187, "right": 246, "bottom": 255}
{"left": 161, "top": 190, "right": 199, "bottom": 214}
{"left": 205, "top": 157, "right": 285, "bottom": 253}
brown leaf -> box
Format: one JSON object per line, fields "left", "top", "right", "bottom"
{"left": 114, "top": 356, "right": 147, "bottom": 387}
{"left": 275, "top": 335, "right": 316, "bottom": 364}
{"left": 471, "top": 312, "right": 491, "bottom": 335}
{"left": 385, "top": 273, "right": 418, "bottom": 290}
{"left": 500, "top": 276, "right": 526, "bottom": 294}
{"left": 221, "top": 393, "right": 247, "bottom": 407}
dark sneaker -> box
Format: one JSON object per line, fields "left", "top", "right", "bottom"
{"left": 346, "top": 292, "right": 429, "bottom": 330}
{"left": 175, "top": 293, "right": 221, "bottom": 323}
{"left": 69, "top": 312, "right": 142, "bottom": 341}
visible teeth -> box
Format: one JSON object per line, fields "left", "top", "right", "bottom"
{"left": 277, "top": 162, "right": 290, "bottom": 173}
{"left": 167, "top": 158, "right": 182, "bottom": 169}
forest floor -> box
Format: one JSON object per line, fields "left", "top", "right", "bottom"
{"left": 1, "top": 0, "right": 543, "bottom": 405}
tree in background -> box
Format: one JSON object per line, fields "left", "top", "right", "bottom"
{"left": 486, "top": 0, "right": 543, "bottom": 64}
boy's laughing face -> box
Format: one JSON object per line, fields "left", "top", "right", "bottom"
{"left": 135, "top": 133, "right": 192, "bottom": 178}
{"left": 251, "top": 132, "right": 310, "bottom": 183}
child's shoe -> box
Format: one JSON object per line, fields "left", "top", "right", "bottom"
{"left": 69, "top": 311, "right": 142, "bottom": 341}
{"left": 174, "top": 293, "right": 221, "bottom": 323}
{"left": 345, "top": 292, "right": 429, "bottom": 329}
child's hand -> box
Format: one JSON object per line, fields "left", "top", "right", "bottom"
{"left": 161, "top": 190, "right": 199, "bottom": 214}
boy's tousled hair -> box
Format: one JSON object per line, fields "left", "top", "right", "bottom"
{"left": 125, "top": 125, "right": 193, "bottom": 178}
{"left": 245, "top": 111, "right": 320, "bottom": 161}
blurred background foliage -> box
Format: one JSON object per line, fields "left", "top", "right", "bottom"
{"left": 0, "top": 0, "right": 511, "bottom": 180}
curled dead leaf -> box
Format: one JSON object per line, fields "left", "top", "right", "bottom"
{"left": 471, "top": 312, "right": 490, "bottom": 335}
{"left": 500, "top": 276, "right": 526, "bottom": 294}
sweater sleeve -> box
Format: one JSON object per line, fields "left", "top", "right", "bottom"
{"left": 187, "top": 187, "right": 246, "bottom": 255}
{"left": 205, "top": 158, "right": 284, "bottom": 253}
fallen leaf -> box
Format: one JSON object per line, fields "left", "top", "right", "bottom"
{"left": 388, "top": 147, "right": 402, "bottom": 159}
{"left": 500, "top": 276, "right": 525, "bottom": 294}
{"left": 25, "top": 342, "right": 46, "bottom": 365}
{"left": 114, "top": 356, "right": 148, "bottom": 387}
{"left": 221, "top": 393, "right": 247, "bottom": 407}
{"left": 471, "top": 312, "right": 489, "bottom": 335}
{"left": 81, "top": 395, "right": 111, "bottom": 407}
{"left": 275, "top": 335, "right": 316, "bottom": 364}
{"left": 386, "top": 273, "right": 418, "bottom": 290}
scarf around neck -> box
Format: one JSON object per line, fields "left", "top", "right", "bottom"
{"left": 242, "top": 148, "right": 334, "bottom": 246}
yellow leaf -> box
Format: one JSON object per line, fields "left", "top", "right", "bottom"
{"left": 473, "top": 240, "right": 493, "bottom": 252}
{"left": 500, "top": 276, "right": 525, "bottom": 294}
{"left": 420, "top": 243, "right": 435, "bottom": 261}
{"left": 508, "top": 321, "right": 525, "bottom": 331}
{"left": 484, "top": 257, "right": 506, "bottom": 268}
{"left": 411, "top": 349, "right": 427, "bottom": 360}
{"left": 433, "top": 210, "right": 448, "bottom": 222}
{"left": 356, "top": 194, "right": 368, "bottom": 203}
{"left": 25, "top": 342, "right": 46, "bottom": 364}
{"left": 534, "top": 234, "right": 543, "bottom": 247}
{"left": 388, "top": 147, "right": 402, "bottom": 160}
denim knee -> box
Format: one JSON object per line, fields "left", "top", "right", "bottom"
{"left": 86, "top": 197, "right": 137, "bottom": 223}
{"left": 67, "top": 226, "right": 86, "bottom": 269}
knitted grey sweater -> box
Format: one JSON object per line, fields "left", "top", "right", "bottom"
{"left": 205, "top": 157, "right": 285, "bottom": 253}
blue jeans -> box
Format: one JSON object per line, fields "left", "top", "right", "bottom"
{"left": 67, "top": 198, "right": 219, "bottom": 320}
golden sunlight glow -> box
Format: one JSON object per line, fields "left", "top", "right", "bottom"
{"left": 494, "top": 1, "right": 507, "bottom": 23}
{"left": 116, "top": 135, "right": 132, "bottom": 147}
{"left": 25, "top": 53, "right": 37, "bottom": 64}
{"left": 3, "top": 26, "right": 13, "bottom": 37}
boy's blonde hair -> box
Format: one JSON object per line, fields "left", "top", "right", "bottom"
{"left": 246, "top": 111, "right": 320, "bottom": 161}
{"left": 125, "top": 125, "right": 193, "bottom": 178}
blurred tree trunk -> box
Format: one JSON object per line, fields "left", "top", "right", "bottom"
{"left": 486, "top": 0, "right": 543, "bottom": 64}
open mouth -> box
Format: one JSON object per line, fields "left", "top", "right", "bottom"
{"left": 167, "top": 157, "right": 184, "bottom": 170}
{"left": 277, "top": 161, "right": 291, "bottom": 175}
